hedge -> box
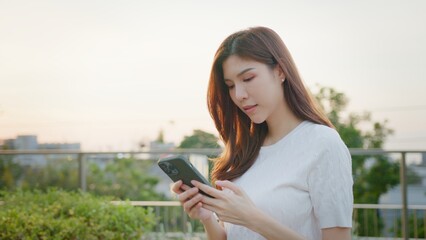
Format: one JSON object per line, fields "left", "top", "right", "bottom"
{"left": 0, "top": 189, "right": 156, "bottom": 239}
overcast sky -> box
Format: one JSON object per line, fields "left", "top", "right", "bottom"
{"left": 1, "top": 0, "right": 425, "bottom": 151}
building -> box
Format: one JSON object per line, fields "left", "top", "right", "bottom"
{"left": 1, "top": 135, "right": 81, "bottom": 166}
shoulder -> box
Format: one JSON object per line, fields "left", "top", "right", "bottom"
{"left": 301, "top": 121, "right": 351, "bottom": 162}
{"left": 303, "top": 121, "right": 345, "bottom": 146}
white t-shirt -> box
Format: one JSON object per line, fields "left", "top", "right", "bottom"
{"left": 224, "top": 121, "right": 353, "bottom": 240}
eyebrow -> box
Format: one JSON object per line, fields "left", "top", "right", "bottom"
{"left": 224, "top": 67, "right": 255, "bottom": 81}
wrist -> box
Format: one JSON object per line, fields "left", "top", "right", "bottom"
{"left": 246, "top": 210, "right": 305, "bottom": 240}
{"left": 244, "top": 208, "right": 266, "bottom": 230}
{"left": 200, "top": 213, "right": 217, "bottom": 225}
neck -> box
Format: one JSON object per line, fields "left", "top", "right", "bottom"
{"left": 264, "top": 101, "right": 302, "bottom": 146}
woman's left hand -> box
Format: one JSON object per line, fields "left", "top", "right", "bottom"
{"left": 191, "top": 180, "right": 260, "bottom": 227}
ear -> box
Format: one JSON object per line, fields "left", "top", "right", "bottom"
{"left": 274, "top": 65, "right": 286, "bottom": 82}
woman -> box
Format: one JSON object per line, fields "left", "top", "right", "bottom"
{"left": 172, "top": 26, "right": 353, "bottom": 240}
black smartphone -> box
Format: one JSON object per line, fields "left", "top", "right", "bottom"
{"left": 158, "top": 155, "right": 213, "bottom": 197}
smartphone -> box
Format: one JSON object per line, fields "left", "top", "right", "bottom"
{"left": 158, "top": 155, "right": 213, "bottom": 197}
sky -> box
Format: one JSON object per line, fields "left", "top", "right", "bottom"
{"left": 1, "top": 0, "right": 426, "bottom": 151}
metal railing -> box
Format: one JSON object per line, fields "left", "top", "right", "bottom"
{"left": 1, "top": 148, "right": 425, "bottom": 239}
{"left": 109, "top": 201, "right": 426, "bottom": 239}
{"left": 352, "top": 203, "right": 426, "bottom": 239}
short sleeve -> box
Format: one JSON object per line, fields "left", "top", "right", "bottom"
{"left": 308, "top": 130, "right": 354, "bottom": 228}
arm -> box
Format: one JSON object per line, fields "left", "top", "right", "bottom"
{"left": 246, "top": 208, "right": 305, "bottom": 240}
{"left": 171, "top": 180, "right": 226, "bottom": 240}
{"left": 193, "top": 180, "right": 306, "bottom": 240}
{"left": 208, "top": 194, "right": 351, "bottom": 240}
{"left": 201, "top": 190, "right": 351, "bottom": 240}
{"left": 200, "top": 214, "right": 226, "bottom": 240}
{"left": 308, "top": 131, "right": 354, "bottom": 240}
{"left": 248, "top": 210, "right": 352, "bottom": 240}
{"left": 322, "top": 227, "right": 351, "bottom": 240}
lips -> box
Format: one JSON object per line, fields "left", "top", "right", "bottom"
{"left": 242, "top": 104, "right": 257, "bottom": 113}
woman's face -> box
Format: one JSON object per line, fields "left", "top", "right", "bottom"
{"left": 222, "top": 55, "right": 285, "bottom": 124}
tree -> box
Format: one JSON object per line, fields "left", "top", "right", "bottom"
{"left": 0, "top": 156, "right": 80, "bottom": 191}
{"left": 0, "top": 155, "right": 163, "bottom": 201}
{"left": 315, "top": 86, "right": 399, "bottom": 198}
{"left": 87, "top": 157, "right": 164, "bottom": 201}
{"left": 178, "top": 129, "right": 220, "bottom": 149}
{"left": 314, "top": 86, "right": 400, "bottom": 236}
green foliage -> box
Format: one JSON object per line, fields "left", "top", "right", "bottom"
{"left": 0, "top": 156, "right": 163, "bottom": 201}
{"left": 314, "top": 86, "right": 417, "bottom": 236}
{"left": 0, "top": 156, "right": 79, "bottom": 191}
{"left": 392, "top": 211, "right": 426, "bottom": 238}
{"left": 407, "top": 167, "right": 422, "bottom": 184}
{"left": 0, "top": 189, "right": 156, "bottom": 239}
{"left": 353, "top": 209, "right": 384, "bottom": 237}
{"left": 178, "top": 129, "right": 220, "bottom": 183}
{"left": 0, "top": 156, "right": 78, "bottom": 190}
{"left": 178, "top": 129, "right": 220, "bottom": 149}
{"left": 315, "top": 86, "right": 399, "bottom": 201}
{"left": 87, "top": 157, "right": 165, "bottom": 201}
{"left": 0, "top": 155, "right": 19, "bottom": 188}
{"left": 352, "top": 157, "right": 400, "bottom": 236}
{"left": 315, "top": 86, "right": 394, "bottom": 149}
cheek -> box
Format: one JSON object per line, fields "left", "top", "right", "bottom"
{"left": 228, "top": 89, "right": 239, "bottom": 105}
{"left": 261, "top": 84, "right": 284, "bottom": 105}
{"left": 246, "top": 83, "right": 267, "bottom": 100}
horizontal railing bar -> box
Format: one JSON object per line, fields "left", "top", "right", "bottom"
{"left": 111, "top": 201, "right": 181, "bottom": 206}
{"left": 0, "top": 149, "right": 223, "bottom": 155}
{"left": 3, "top": 200, "right": 425, "bottom": 209}
{"left": 349, "top": 149, "right": 426, "bottom": 155}
{"left": 107, "top": 201, "right": 426, "bottom": 209}
{"left": 2, "top": 200, "right": 425, "bottom": 210}
{"left": 1, "top": 148, "right": 425, "bottom": 155}
{"left": 354, "top": 203, "right": 426, "bottom": 210}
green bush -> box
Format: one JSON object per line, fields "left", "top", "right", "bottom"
{"left": 0, "top": 189, "right": 156, "bottom": 239}
{"left": 0, "top": 156, "right": 164, "bottom": 201}
{"left": 87, "top": 157, "right": 164, "bottom": 201}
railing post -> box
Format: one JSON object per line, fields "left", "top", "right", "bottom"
{"left": 400, "top": 152, "right": 408, "bottom": 240}
{"left": 182, "top": 207, "right": 188, "bottom": 233}
{"left": 78, "top": 153, "right": 86, "bottom": 192}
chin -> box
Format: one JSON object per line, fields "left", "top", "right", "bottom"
{"left": 249, "top": 116, "right": 267, "bottom": 124}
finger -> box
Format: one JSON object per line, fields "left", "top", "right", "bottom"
{"left": 200, "top": 194, "right": 217, "bottom": 206}
{"left": 171, "top": 180, "right": 183, "bottom": 194}
{"left": 188, "top": 202, "right": 205, "bottom": 217}
{"left": 178, "top": 187, "right": 199, "bottom": 202}
{"left": 198, "top": 202, "right": 217, "bottom": 213}
{"left": 183, "top": 194, "right": 203, "bottom": 213}
{"left": 191, "top": 180, "right": 223, "bottom": 199}
{"left": 215, "top": 180, "right": 244, "bottom": 195}
{"left": 181, "top": 184, "right": 191, "bottom": 191}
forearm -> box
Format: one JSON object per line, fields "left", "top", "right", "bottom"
{"left": 201, "top": 214, "right": 226, "bottom": 240}
{"left": 246, "top": 210, "right": 305, "bottom": 240}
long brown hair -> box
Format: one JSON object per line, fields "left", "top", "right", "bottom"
{"left": 207, "top": 26, "right": 333, "bottom": 183}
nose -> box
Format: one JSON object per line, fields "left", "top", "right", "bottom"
{"left": 234, "top": 83, "right": 248, "bottom": 101}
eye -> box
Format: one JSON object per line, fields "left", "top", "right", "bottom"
{"left": 243, "top": 76, "right": 254, "bottom": 82}
{"left": 224, "top": 81, "right": 234, "bottom": 89}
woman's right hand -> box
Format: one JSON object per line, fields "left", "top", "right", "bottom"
{"left": 171, "top": 180, "right": 213, "bottom": 222}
